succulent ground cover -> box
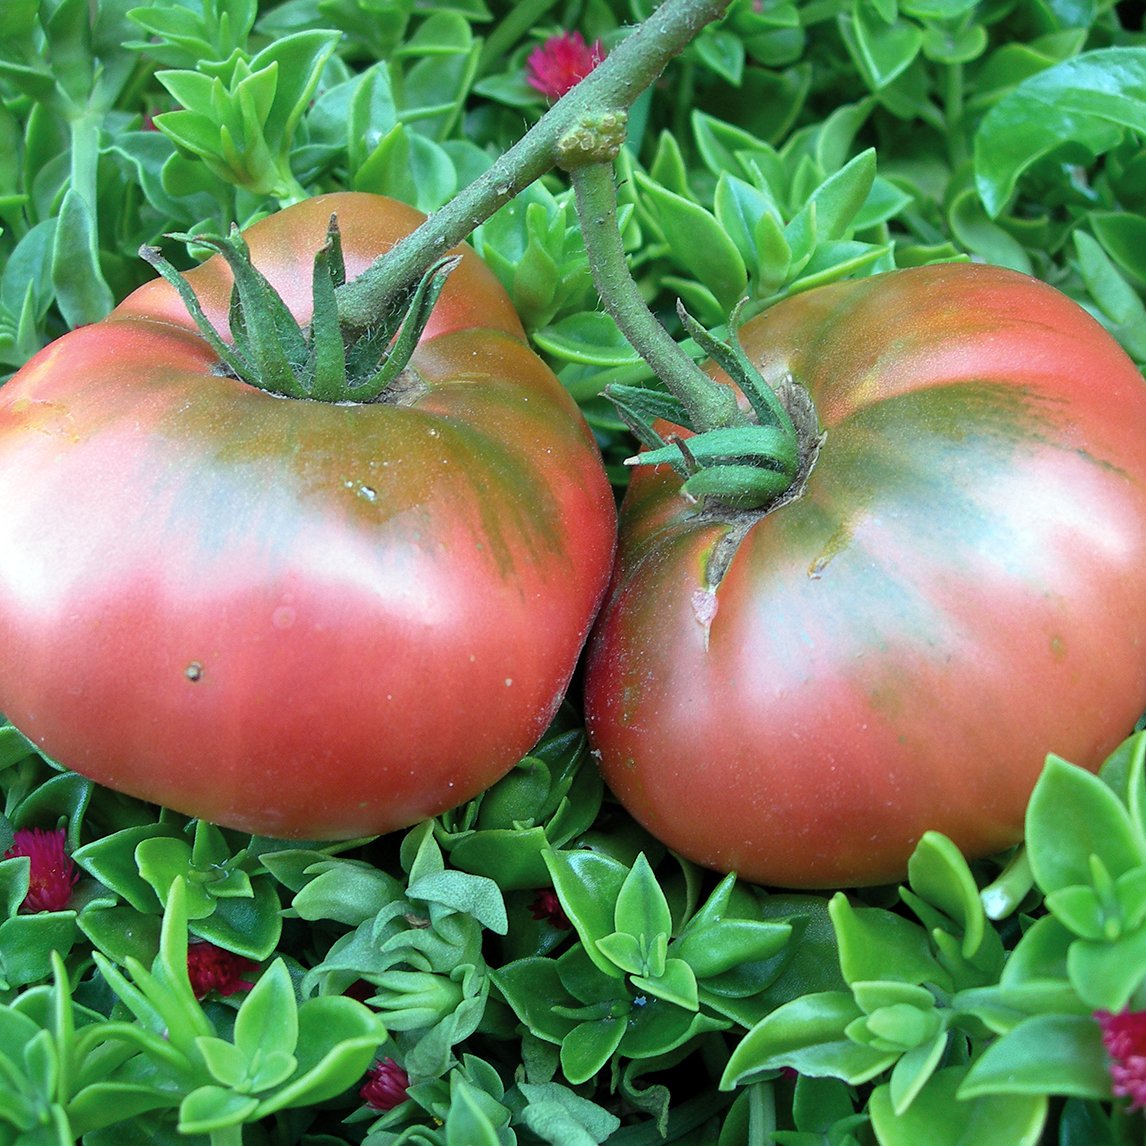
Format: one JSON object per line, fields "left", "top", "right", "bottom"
{"left": 2, "top": 1, "right": 1146, "bottom": 1143}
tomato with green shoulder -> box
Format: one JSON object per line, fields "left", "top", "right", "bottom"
{"left": 0, "top": 192, "right": 617, "bottom": 840}
{"left": 585, "top": 263, "right": 1146, "bottom": 888}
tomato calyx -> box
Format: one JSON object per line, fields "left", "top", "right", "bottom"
{"left": 608, "top": 302, "right": 825, "bottom": 516}
{"left": 139, "top": 214, "right": 457, "bottom": 404}
{"left": 569, "top": 158, "right": 821, "bottom": 515}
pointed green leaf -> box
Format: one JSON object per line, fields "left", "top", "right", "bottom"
{"left": 179, "top": 1085, "right": 259, "bottom": 1135}
{"left": 544, "top": 850, "right": 629, "bottom": 978}
{"left": 804, "top": 148, "right": 877, "bottom": 241}
{"left": 887, "top": 1028, "right": 948, "bottom": 1114}
{"left": 632, "top": 957, "right": 699, "bottom": 1011}
{"left": 50, "top": 189, "right": 113, "bottom": 327}
{"left": 1072, "top": 231, "right": 1146, "bottom": 361}
{"left": 613, "top": 854, "right": 672, "bottom": 944}
{"left": 829, "top": 893, "right": 946, "bottom": 988}
{"left": 233, "top": 960, "right": 298, "bottom": 1064}
{"left": 1067, "top": 923, "right": 1146, "bottom": 1011}
{"left": 560, "top": 1016, "right": 626, "bottom": 1085}
{"left": 722, "top": 991, "right": 898, "bottom": 1087}
{"left": 534, "top": 311, "right": 645, "bottom": 367}
{"left": 635, "top": 173, "right": 748, "bottom": 312}
{"left": 906, "top": 831, "right": 985, "bottom": 960}
{"left": 840, "top": 3, "right": 923, "bottom": 89}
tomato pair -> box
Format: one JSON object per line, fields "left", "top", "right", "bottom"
{"left": 4, "top": 196, "right": 1145, "bottom": 888}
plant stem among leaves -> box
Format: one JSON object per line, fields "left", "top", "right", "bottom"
{"left": 332, "top": 0, "right": 733, "bottom": 329}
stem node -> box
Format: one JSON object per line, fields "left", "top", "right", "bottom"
{"left": 557, "top": 111, "right": 629, "bottom": 170}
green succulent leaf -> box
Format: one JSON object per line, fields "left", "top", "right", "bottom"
{"left": 1027, "top": 756, "right": 1146, "bottom": 896}
{"left": 974, "top": 47, "right": 1146, "bottom": 218}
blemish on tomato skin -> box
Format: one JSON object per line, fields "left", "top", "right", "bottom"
{"left": 691, "top": 588, "right": 718, "bottom": 650}
{"left": 272, "top": 605, "right": 296, "bottom": 629}
{"left": 1049, "top": 634, "right": 1066, "bottom": 661}
{"left": 185, "top": 662, "right": 203, "bottom": 682}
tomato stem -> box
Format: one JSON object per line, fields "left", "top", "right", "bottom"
{"left": 570, "top": 162, "right": 740, "bottom": 436}
{"left": 332, "top": 0, "right": 734, "bottom": 331}
{"left": 571, "top": 159, "right": 817, "bottom": 512}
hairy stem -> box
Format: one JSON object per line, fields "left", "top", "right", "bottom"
{"left": 570, "top": 160, "right": 741, "bottom": 433}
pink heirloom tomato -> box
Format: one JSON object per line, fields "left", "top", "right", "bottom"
{"left": 0, "top": 192, "right": 617, "bottom": 839}
{"left": 584, "top": 263, "right": 1146, "bottom": 888}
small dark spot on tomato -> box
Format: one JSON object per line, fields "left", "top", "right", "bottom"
{"left": 185, "top": 662, "right": 203, "bottom": 682}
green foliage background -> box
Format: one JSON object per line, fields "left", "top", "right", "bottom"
{"left": 2, "top": 1, "right": 1146, "bottom": 1143}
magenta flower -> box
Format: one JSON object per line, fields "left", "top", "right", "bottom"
{"left": 360, "top": 1057, "right": 411, "bottom": 1111}
{"left": 529, "top": 887, "right": 573, "bottom": 930}
{"left": 1097, "top": 1009, "right": 1146, "bottom": 1109}
{"left": 526, "top": 31, "right": 606, "bottom": 101}
{"left": 186, "top": 940, "right": 258, "bottom": 999}
{"left": 4, "top": 827, "right": 78, "bottom": 913}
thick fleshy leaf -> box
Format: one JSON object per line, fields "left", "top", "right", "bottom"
{"left": 870, "top": 1066, "right": 1046, "bottom": 1146}
{"left": 722, "top": 991, "right": 898, "bottom": 1087}
{"left": 906, "top": 831, "right": 985, "bottom": 960}
{"left": 959, "top": 1014, "right": 1111, "bottom": 1100}
{"left": 634, "top": 174, "right": 748, "bottom": 311}
{"left": 974, "top": 47, "right": 1146, "bottom": 217}
{"left": 1026, "top": 756, "right": 1145, "bottom": 894}
{"left": 829, "top": 894, "right": 946, "bottom": 989}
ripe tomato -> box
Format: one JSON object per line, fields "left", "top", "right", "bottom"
{"left": 0, "top": 192, "right": 616, "bottom": 839}
{"left": 584, "top": 263, "right": 1146, "bottom": 888}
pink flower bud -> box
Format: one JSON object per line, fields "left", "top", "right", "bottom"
{"left": 360, "top": 1057, "right": 411, "bottom": 1111}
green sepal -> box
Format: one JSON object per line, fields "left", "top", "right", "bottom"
{"left": 141, "top": 222, "right": 459, "bottom": 405}
{"left": 679, "top": 461, "right": 795, "bottom": 510}
{"left": 628, "top": 423, "right": 796, "bottom": 473}
{"left": 179, "top": 226, "right": 310, "bottom": 398}
{"left": 138, "top": 242, "right": 253, "bottom": 381}
{"left": 604, "top": 382, "right": 694, "bottom": 452}
{"left": 306, "top": 229, "right": 349, "bottom": 402}
{"left": 675, "top": 300, "right": 796, "bottom": 436}
{"left": 351, "top": 254, "right": 461, "bottom": 401}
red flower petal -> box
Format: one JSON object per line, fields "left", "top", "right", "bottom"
{"left": 361, "top": 1057, "right": 411, "bottom": 1111}
{"left": 1097, "top": 1009, "right": 1146, "bottom": 1110}
{"left": 526, "top": 31, "right": 606, "bottom": 101}
{"left": 186, "top": 941, "right": 258, "bottom": 999}
{"left": 4, "top": 827, "right": 78, "bottom": 913}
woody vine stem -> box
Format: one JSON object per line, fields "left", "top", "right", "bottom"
{"left": 333, "top": 0, "right": 732, "bottom": 328}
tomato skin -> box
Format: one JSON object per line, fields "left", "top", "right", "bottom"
{"left": 584, "top": 263, "right": 1146, "bottom": 889}
{"left": 0, "top": 192, "right": 616, "bottom": 839}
